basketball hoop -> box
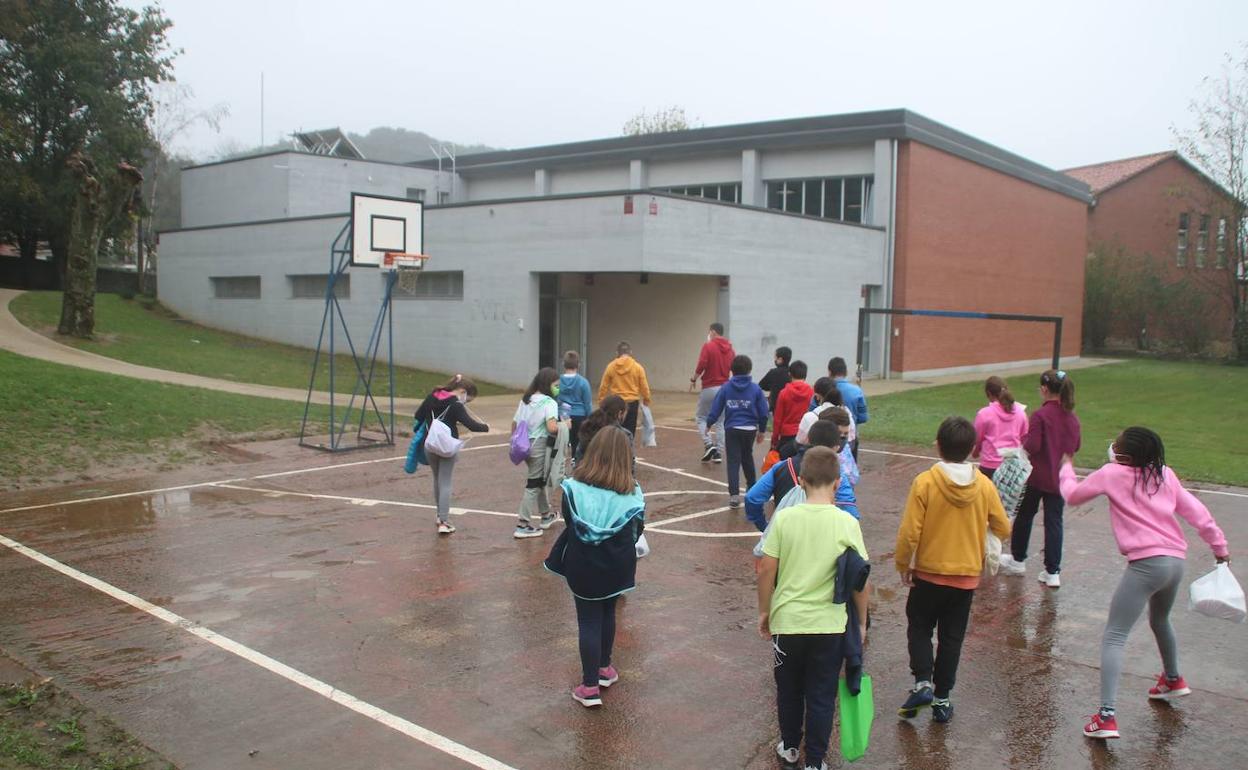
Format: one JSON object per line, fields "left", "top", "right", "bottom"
{"left": 381, "top": 252, "right": 429, "bottom": 294}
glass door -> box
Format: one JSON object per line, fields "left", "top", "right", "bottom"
{"left": 555, "top": 299, "right": 588, "bottom": 370}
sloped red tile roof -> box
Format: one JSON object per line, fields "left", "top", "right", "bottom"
{"left": 1062, "top": 151, "right": 1175, "bottom": 195}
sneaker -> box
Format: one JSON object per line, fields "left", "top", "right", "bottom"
{"left": 1038, "top": 570, "right": 1061, "bottom": 588}
{"left": 436, "top": 521, "right": 456, "bottom": 535}
{"left": 728, "top": 495, "right": 741, "bottom": 509}
{"left": 1148, "top": 674, "right": 1192, "bottom": 700}
{"left": 804, "top": 764, "right": 828, "bottom": 770}
{"left": 513, "top": 525, "right": 544, "bottom": 539}
{"left": 701, "top": 444, "right": 716, "bottom": 462}
{"left": 998, "top": 554, "right": 1027, "bottom": 576}
{"left": 572, "top": 684, "right": 602, "bottom": 708}
{"left": 597, "top": 665, "right": 619, "bottom": 688}
{"left": 898, "top": 681, "right": 934, "bottom": 718}
{"left": 538, "top": 513, "right": 558, "bottom": 530}
{"left": 775, "top": 741, "right": 799, "bottom": 769}
{"left": 711, "top": 449, "right": 723, "bottom": 463}
{"left": 1083, "top": 711, "right": 1120, "bottom": 739}
{"left": 931, "top": 697, "right": 954, "bottom": 723}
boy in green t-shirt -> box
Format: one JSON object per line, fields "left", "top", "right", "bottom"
{"left": 758, "top": 447, "right": 869, "bottom": 770}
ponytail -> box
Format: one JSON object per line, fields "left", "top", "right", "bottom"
{"left": 439, "top": 373, "right": 478, "bottom": 398}
{"left": 1040, "top": 369, "right": 1075, "bottom": 412}
{"left": 984, "top": 376, "right": 1015, "bottom": 411}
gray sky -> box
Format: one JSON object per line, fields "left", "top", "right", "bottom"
{"left": 142, "top": 0, "right": 1247, "bottom": 171}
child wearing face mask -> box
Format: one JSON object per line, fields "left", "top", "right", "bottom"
{"left": 1060, "top": 427, "right": 1229, "bottom": 741}
{"left": 413, "top": 374, "right": 490, "bottom": 535}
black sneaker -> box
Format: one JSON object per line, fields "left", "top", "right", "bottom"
{"left": 701, "top": 444, "right": 716, "bottom": 462}
{"left": 932, "top": 697, "right": 953, "bottom": 723}
{"left": 898, "top": 681, "right": 934, "bottom": 718}
{"left": 711, "top": 448, "right": 723, "bottom": 463}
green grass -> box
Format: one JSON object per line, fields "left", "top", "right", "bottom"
{"left": 0, "top": 349, "right": 337, "bottom": 486}
{"left": 10, "top": 291, "right": 509, "bottom": 398}
{"left": 870, "top": 359, "right": 1248, "bottom": 487}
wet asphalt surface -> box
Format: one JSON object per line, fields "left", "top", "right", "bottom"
{"left": 0, "top": 427, "right": 1244, "bottom": 769}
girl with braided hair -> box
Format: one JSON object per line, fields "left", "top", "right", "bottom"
{"left": 1058, "top": 427, "right": 1230, "bottom": 741}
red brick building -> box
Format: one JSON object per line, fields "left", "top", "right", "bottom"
{"left": 1064, "top": 151, "right": 1242, "bottom": 349}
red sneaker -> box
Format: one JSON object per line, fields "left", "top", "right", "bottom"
{"left": 1148, "top": 674, "right": 1191, "bottom": 700}
{"left": 1083, "top": 712, "right": 1120, "bottom": 739}
{"left": 572, "top": 684, "right": 602, "bottom": 708}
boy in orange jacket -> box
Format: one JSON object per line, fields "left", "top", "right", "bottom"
{"left": 894, "top": 416, "right": 1011, "bottom": 723}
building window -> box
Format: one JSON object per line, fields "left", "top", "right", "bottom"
{"left": 392, "top": 270, "right": 463, "bottom": 300}
{"left": 1176, "top": 213, "right": 1189, "bottom": 266}
{"left": 289, "top": 273, "right": 349, "bottom": 299}
{"left": 1196, "top": 214, "right": 1209, "bottom": 268}
{"left": 1216, "top": 217, "right": 1228, "bottom": 269}
{"left": 406, "top": 187, "right": 426, "bottom": 202}
{"left": 211, "top": 276, "right": 260, "bottom": 299}
{"left": 438, "top": 191, "right": 451, "bottom": 205}
{"left": 765, "top": 176, "right": 873, "bottom": 223}
{"left": 662, "top": 183, "right": 741, "bottom": 203}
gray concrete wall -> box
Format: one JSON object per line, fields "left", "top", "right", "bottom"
{"left": 646, "top": 154, "right": 742, "bottom": 187}
{"left": 760, "top": 145, "right": 875, "bottom": 180}
{"left": 160, "top": 194, "right": 885, "bottom": 390}
{"left": 463, "top": 173, "right": 536, "bottom": 200}
{"left": 286, "top": 155, "right": 450, "bottom": 218}
{"left": 548, "top": 165, "right": 630, "bottom": 195}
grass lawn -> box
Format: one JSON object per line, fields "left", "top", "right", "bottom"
{"left": 870, "top": 359, "right": 1248, "bottom": 487}
{"left": 10, "top": 291, "right": 510, "bottom": 398}
{"left": 0, "top": 349, "right": 339, "bottom": 488}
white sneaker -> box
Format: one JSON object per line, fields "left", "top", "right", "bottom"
{"left": 436, "top": 521, "right": 456, "bottom": 535}
{"left": 998, "top": 554, "right": 1027, "bottom": 576}
{"left": 1039, "top": 570, "right": 1061, "bottom": 588}
{"left": 776, "top": 741, "right": 799, "bottom": 767}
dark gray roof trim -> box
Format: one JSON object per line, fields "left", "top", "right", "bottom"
{"left": 182, "top": 149, "right": 447, "bottom": 173}
{"left": 409, "top": 109, "right": 1092, "bottom": 202}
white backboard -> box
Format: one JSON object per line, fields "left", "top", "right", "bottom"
{"left": 350, "top": 193, "right": 424, "bottom": 267}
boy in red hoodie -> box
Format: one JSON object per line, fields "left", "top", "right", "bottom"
{"left": 691, "top": 322, "right": 735, "bottom": 464}
{"left": 770, "top": 360, "right": 812, "bottom": 457}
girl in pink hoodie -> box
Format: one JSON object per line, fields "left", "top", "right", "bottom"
{"left": 972, "top": 376, "right": 1028, "bottom": 480}
{"left": 1059, "top": 427, "right": 1229, "bottom": 742}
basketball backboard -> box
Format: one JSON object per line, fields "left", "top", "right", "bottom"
{"left": 350, "top": 193, "right": 424, "bottom": 268}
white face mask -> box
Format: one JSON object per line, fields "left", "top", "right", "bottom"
{"left": 458, "top": 393, "right": 468, "bottom": 403}
{"left": 707, "top": 333, "right": 713, "bottom": 342}
{"left": 1107, "top": 441, "right": 1119, "bottom": 464}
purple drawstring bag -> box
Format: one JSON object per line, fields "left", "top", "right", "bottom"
{"left": 509, "top": 419, "right": 531, "bottom": 465}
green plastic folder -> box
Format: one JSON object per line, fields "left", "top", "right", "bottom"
{"left": 839, "top": 674, "right": 874, "bottom": 762}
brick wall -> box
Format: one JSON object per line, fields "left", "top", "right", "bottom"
{"left": 891, "top": 141, "right": 1087, "bottom": 374}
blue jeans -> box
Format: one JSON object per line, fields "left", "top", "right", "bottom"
{"left": 1011, "top": 486, "right": 1065, "bottom": 573}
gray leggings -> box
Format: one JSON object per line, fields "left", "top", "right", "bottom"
{"left": 1100, "top": 555, "right": 1185, "bottom": 709}
{"left": 427, "top": 453, "right": 457, "bottom": 523}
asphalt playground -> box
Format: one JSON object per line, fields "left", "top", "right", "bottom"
{"left": 0, "top": 423, "right": 1244, "bottom": 769}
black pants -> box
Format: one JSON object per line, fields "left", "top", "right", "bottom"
{"left": 906, "top": 578, "right": 974, "bottom": 698}
{"left": 850, "top": 438, "right": 860, "bottom": 462}
{"left": 574, "top": 596, "right": 618, "bottom": 687}
{"left": 568, "top": 415, "right": 586, "bottom": 460}
{"left": 773, "top": 633, "right": 844, "bottom": 769}
{"left": 622, "top": 401, "right": 640, "bottom": 442}
{"left": 724, "top": 428, "right": 757, "bottom": 496}
{"left": 1012, "top": 486, "right": 1065, "bottom": 573}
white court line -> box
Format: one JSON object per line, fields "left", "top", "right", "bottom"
{"left": 655, "top": 425, "right": 700, "bottom": 433}
{"left": 635, "top": 459, "right": 727, "bottom": 488}
{"left": 646, "top": 506, "right": 733, "bottom": 529}
{"left": 253, "top": 441, "right": 506, "bottom": 480}
{"left": 212, "top": 484, "right": 520, "bottom": 520}
{"left": 0, "top": 532, "right": 517, "bottom": 770}
{"left": 646, "top": 529, "right": 760, "bottom": 539}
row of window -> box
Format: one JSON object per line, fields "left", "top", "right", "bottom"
{"left": 1176, "top": 213, "right": 1229, "bottom": 269}
{"left": 652, "top": 176, "right": 876, "bottom": 224}
{"left": 662, "top": 183, "right": 742, "bottom": 203}
{"left": 210, "top": 272, "right": 464, "bottom": 300}
{"left": 405, "top": 187, "right": 451, "bottom": 205}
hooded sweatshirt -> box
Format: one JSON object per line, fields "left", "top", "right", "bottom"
{"left": 543, "top": 479, "right": 646, "bottom": 601}
{"left": 558, "top": 372, "right": 593, "bottom": 418}
{"left": 1023, "top": 400, "right": 1081, "bottom": 493}
{"left": 1059, "top": 462, "right": 1228, "bottom": 562}
{"left": 974, "top": 400, "right": 1029, "bottom": 469}
{"left": 772, "top": 379, "right": 815, "bottom": 445}
{"left": 695, "top": 336, "right": 735, "bottom": 388}
{"left": 895, "top": 462, "right": 1011, "bottom": 581}
{"left": 597, "top": 355, "right": 652, "bottom": 404}
{"left": 706, "top": 374, "right": 769, "bottom": 431}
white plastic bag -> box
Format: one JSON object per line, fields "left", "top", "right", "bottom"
{"left": 424, "top": 406, "right": 463, "bottom": 458}
{"left": 639, "top": 404, "right": 658, "bottom": 448}
{"left": 1189, "top": 563, "right": 1246, "bottom": 623}
{"left": 983, "top": 532, "right": 1002, "bottom": 576}
{"left": 635, "top": 533, "right": 651, "bottom": 559}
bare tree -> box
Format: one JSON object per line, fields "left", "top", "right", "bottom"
{"left": 1174, "top": 43, "right": 1248, "bottom": 361}
{"left": 622, "top": 106, "right": 700, "bottom": 136}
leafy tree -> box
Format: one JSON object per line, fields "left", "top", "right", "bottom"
{"left": 1083, "top": 245, "right": 1165, "bottom": 351}
{"left": 0, "top": 0, "right": 176, "bottom": 335}
{"left": 1174, "top": 43, "right": 1248, "bottom": 361}
{"left": 622, "top": 106, "right": 700, "bottom": 136}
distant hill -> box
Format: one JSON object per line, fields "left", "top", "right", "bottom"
{"left": 346, "top": 127, "right": 499, "bottom": 163}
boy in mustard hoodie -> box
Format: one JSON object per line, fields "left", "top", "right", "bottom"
{"left": 895, "top": 416, "right": 1011, "bottom": 723}
{"left": 597, "top": 341, "right": 652, "bottom": 442}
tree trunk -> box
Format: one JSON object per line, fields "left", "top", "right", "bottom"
{"left": 58, "top": 165, "right": 102, "bottom": 338}
{"left": 1235, "top": 309, "right": 1248, "bottom": 364}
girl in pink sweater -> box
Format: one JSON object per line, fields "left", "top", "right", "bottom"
{"left": 972, "top": 376, "right": 1028, "bottom": 480}
{"left": 1059, "top": 427, "right": 1230, "bottom": 742}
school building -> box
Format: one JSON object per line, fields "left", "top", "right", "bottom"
{"left": 159, "top": 110, "right": 1091, "bottom": 390}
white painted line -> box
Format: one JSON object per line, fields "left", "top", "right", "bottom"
{"left": 0, "top": 480, "right": 246, "bottom": 515}
{"left": 211, "top": 484, "right": 521, "bottom": 520}
{"left": 859, "top": 447, "right": 938, "bottom": 462}
{"left": 646, "top": 506, "right": 733, "bottom": 528}
{"left": 646, "top": 529, "right": 760, "bottom": 539}
{"left": 642, "top": 490, "right": 722, "bottom": 498}
{"left": 0, "top": 532, "right": 518, "bottom": 770}
{"left": 635, "top": 460, "right": 728, "bottom": 488}
{"left": 655, "top": 425, "right": 700, "bottom": 433}
{"left": 253, "top": 441, "right": 507, "bottom": 480}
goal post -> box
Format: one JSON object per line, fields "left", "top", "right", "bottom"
{"left": 855, "top": 308, "right": 1064, "bottom": 382}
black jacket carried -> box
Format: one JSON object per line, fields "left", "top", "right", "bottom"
{"left": 413, "top": 391, "right": 489, "bottom": 440}
{"left": 832, "top": 547, "right": 870, "bottom": 694}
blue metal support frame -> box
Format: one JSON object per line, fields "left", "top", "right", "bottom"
{"left": 298, "top": 220, "right": 399, "bottom": 451}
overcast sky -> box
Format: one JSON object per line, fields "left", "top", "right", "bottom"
{"left": 140, "top": 0, "right": 1247, "bottom": 171}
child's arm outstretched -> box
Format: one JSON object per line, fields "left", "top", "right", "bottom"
{"left": 1171, "top": 469, "right": 1230, "bottom": 561}
{"left": 1058, "top": 459, "right": 1108, "bottom": 506}
{"left": 744, "top": 466, "right": 777, "bottom": 531}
